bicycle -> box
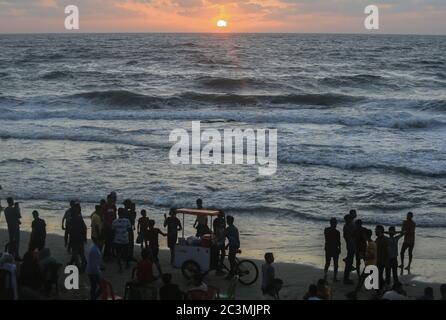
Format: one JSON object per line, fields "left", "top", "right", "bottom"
{"left": 181, "top": 249, "right": 259, "bottom": 286}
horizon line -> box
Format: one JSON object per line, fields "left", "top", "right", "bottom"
{"left": 1, "top": 31, "right": 445, "bottom": 37}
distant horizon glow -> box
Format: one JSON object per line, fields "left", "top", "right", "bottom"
{"left": 0, "top": 0, "right": 445, "bottom": 35}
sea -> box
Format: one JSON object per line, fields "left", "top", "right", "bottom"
{"left": 0, "top": 33, "right": 445, "bottom": 282}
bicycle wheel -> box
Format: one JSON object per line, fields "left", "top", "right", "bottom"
{"left": 181, "top": 260, "right": 201, "bottom": 280}
{"left": 236, "top": 260, "right": 259, "bottom": 286}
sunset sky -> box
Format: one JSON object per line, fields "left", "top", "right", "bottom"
{"left": 0, "top": 0, "right": 445, "bottom": 34}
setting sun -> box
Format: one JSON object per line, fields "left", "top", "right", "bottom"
{"left": 217, "top": 20, "right": 227, "bottom": 28}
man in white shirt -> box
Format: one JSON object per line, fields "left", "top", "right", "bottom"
{"left": 112, "top": 208, "right": 131, "bottom": 273}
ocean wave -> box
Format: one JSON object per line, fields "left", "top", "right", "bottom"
{"left": 418, "top": 99, "right": 446, "bottom": 112}
{"left": 207, "top": 206, "right": 446, "bottom": 228}
{"left": 197, "top": 76, "right": 265, "bottom": 90}
{"left": 279, "top": 156, "right": 446, "bottom": 178}
{"left": 318, "top": 74, "right": 386, "bottom": 86}
{"left": 181, "top": 92, "right": 363, "bottom": 106}
{"left": 1, "top": 104, "right": 445, "bottom": 131}
{"left": 0, "top": 158, "right": 36, "bottom": 165}
{"left": 71, "top": 90, "right": 180, "bottom": 108}
{"left": 40, "top": 71, "right": 73, "bottom": 80}
{"left": 69, "top": 90, "right": 363, "bottom": 108}
{"left": 179, "top": 42, "right": 198, "bottom": 47}
{"left": 388, "top": 117, "right": 445, "bottom": 129}
{"left": 417, "top": 60, "right": 445, "bottom": 66}
{"left": 16, "top": 53, "right": 65, "bottom": 64}
{"left": 0, "top": 131, "right": 170, "bottom": 150}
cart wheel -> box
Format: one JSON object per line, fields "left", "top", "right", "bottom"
{"left": 181, "top": 260, "right": 201, "bottom": 280}
{"left": 236, "top": 260, "right": 259, "bottom": 286}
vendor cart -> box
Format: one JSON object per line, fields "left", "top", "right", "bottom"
{"left": 173, "top": 208, "right": 259, "bottom": 286}
{"left": 173, "top": 208, "right": 220, "bottom": 272}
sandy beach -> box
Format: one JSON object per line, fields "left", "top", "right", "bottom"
{"left": 1, "top": 228, "right": 442, "bottom": 300}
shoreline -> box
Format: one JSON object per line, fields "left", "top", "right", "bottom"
{"left": 1, "top": 199, "right": 445, "bottom": 284}
{"left": 0, "top": 229, "right": 442, "bottom": 300}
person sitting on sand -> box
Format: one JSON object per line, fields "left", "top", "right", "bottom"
{"left": 90, "top": 205, "right": 103, "bottom": 252}
{"left": 145, "top": 220, "right": 166, "bottom": 276}
{"left": 159, "top": 273, "right": 184, "bottom": 300}
{"left": 225, "top": 215, "right": 240, "bottom": 280}
{"left": 86, "top": 237, "right": 103, "bottom": 300}
{"left": 316, "top": 278, "right": 332, "bottom": 300}
{"left": 19, "top": 250, "right": 44, "bottom": 292}
{"left": 137, "top": 210, "right": 150, "bottom": 251}
{"left": 132, "top": 249, "right": 155, "bottom": 284}
{"left": 261, "top": 252, "right": 283, "bottom": 300}
{"left": 29, "top": 210, "right": 46, "bottom": 252}
{"left": 417, "top": 287, "right": 434, "bottom": 300}
{"left": 386, "top": 226, "right": 404, "bottom": 285}
{"left": 303, "top": 284, "right": 321, "bottom": 300}
{"left": 112, "top": 208, "right": 132, "bottom": 273}
{"left": 164, "top": 208, "right": 182, "bottom": 265}
{"left": 400, "top": 212, "right": 416, "bottom": 273}
{"left": 440, "top": 284, "right": 446, "bottom": 300}
{"left": 324, "top": 218, "right": 341, "bottom": 282}
{"left": 382, "top": 282, "right": 407, "bottom": 300}
{"left": 188, "top": 273, "right": 208, "bottom": 293}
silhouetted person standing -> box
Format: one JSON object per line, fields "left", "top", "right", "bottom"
{"left": 387, "top": 226, "right": 403, "bottom": 285}
{"left": 225, "top": 215, "right": 240, "bottom": 279}
{"left": 29, "top": 210, "right": 46, "bottom": 251}
{"left": 324, "top": 218, "right": 341, "bottom": 282}
{"left": 123, "top": 199, "right": 137, "bottom": 262}
{"left": 102, "top": 194, "right": 117, "bottom": 261}
{"left": 86, "top": 237, "right": 103, "bottom": 300}
{"left": 4, "top": 197, "right": 21, "bottom": 260}
{"left": 146, "top": 219, "right": 166, "bottom": 276}
{"left": 355, "top": 229, "right": 376, "bottom": 293}
{"left": 375, "top": 225, "right": 390, "bottom": 291}
{"left": 164, "top": 208, "right": 182, "bottom": 265}
{"left": 353, "top": 219, "right": 367, "bottom": 277}
{"left": 112, "top": 208, "right": 132, "bottom": 273}
{"left": 69, "top": 203, "right": 87, "bottom": 272}
{"left": 193, "top": 198, "right": 208, "bottom": 237}
{"left": 62, "top": 200, "right": 75, "bottom": 253}
{"left": 400, "top": 212, "right": 416, "bottom": 272}
{"left": 343, "top": 214, "right": 355, "bottom": 284}
{"left": 213, "top": 211, "right": 226, "bottom": 275}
